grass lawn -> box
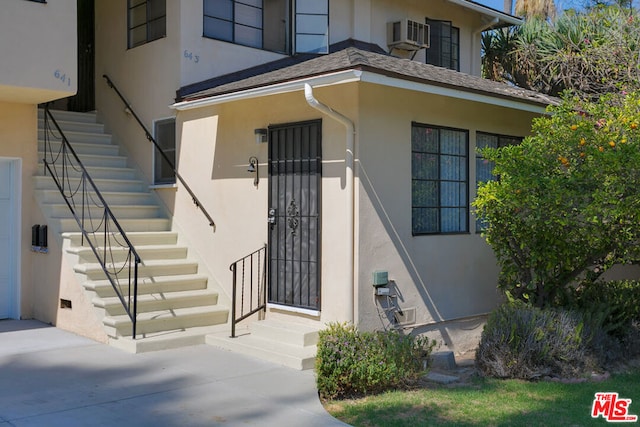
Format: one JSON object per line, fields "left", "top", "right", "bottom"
{"left": 324, "top": 369, "right": 640, "bottom": 426}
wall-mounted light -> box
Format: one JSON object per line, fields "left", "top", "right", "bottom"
{"left": 248, "top": 156, "right": 259, "bottom": 186}
{"left": 254, "top": 128, "right": 268, "bottom": 144}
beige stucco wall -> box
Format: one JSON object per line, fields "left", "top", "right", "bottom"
{"left": 355, "top": 83, "right": 540, "bottom": 352}
{"left": 0, "top": 0, "right": 77, "bottom": 104}
{"left": 95, "top": 0, "right": 180, "bottom": 186}
{"left": 175, "top": 85, "right": 359, "bottom": 324}
{"left": 175, "top": 79, "right": 542, "bottom": 343}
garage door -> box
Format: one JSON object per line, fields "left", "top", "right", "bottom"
{"left": 0, "top": 159, "right": 17, "bottom": 319}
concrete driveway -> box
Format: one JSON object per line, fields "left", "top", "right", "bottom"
{"left": 0, "top": 320, "right": 349, "bottom": 427}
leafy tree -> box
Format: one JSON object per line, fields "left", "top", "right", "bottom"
{"left": 483, "top": 5, "right": 640, "bottom": 97}
{"left": 474, "top": 92, "right": 640, "bottom": 307}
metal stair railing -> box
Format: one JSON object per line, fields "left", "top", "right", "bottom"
{"left": 230, "top": 245, "right": 267, "bottom": 338}
{"left": 102, "top": 74, "right": 216, "bottom": 232}
{"left": 42, "top": 105, "right": 141, "bottom": 338}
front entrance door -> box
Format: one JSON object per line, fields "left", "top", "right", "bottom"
{"left": 0, "top": 160, "right": 18, "bottom": 319}
{"left": 68, "top": 0, "right": 95, "bottom": 112}
{"left": 268, "top": 120, "right": 322, "bottom": 311}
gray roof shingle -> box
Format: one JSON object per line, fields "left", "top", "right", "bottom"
{"left": 176, "top": 40, "right": 558, "bottom": 108}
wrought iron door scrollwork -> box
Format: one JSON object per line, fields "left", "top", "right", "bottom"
{"left": 286, "top": 198, "right": 300, "bottom": 235}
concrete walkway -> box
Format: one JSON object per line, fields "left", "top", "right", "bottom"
{"left": 0, "top": 320, "right": 349, "bottom": 427}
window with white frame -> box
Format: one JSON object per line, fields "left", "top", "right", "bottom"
{"left": 412, "top": 123, "right": 468, "bottom": 235}
{"left": 128, "top": 0, "right": 166, "bottom": 48}
{"left": 153, "top": 118, "right": 176, "bottom": 185}
{"left": 426, "top": 19, "right": 459, "bottom": 71}
{"left": 475, "top": 132, "right": 522, "bottom": 231}
{"left": 203, "top": 0, "right": 328, "bottom": 54}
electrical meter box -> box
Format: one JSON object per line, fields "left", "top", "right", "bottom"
{"left": 372, "top": 270, "right": 388, "bottom": 287}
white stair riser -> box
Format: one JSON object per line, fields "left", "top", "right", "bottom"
{"left": 206, "top": 335, "right": 316, "bottom": 370}
{"left": 106, "top": 310, "right": 229, "bottom": 337}
{"left": 36, "top": 189, "right": 155, "bottom": 206}
{"left": 38, "top": 118, "right": 105, "bottom": 134}
{"left": 73, "top": 246, "right": 188, "bottom": 263}
{"left": 55, "top": 218, "right": 171, "bottom": 233}
{"left": 98, "top": 293, "right": 219, "bottom": 316}
{"left": 38, "top": 129, "right": 112, "bottom": 144}
{"left": 64, "top": 231, "right": 178, "bottom": 247}
{"left": 38, "top": 110, "right": 98, "bottom": 124}
{"left": 44, "top": 204, "right": 161, "bottom": 219}
{"left": 38, "top": 140, "right": 120, "bottom": 156}
{"left": 76, "top": 262, "right": 199, "bottom": 280}
{"left": 85, "top": 276, "right": 209, "bottom": 297}
{"left": 39, "top": 152, "right": 128, "bottom": 168}
{"left": 251, "top": 322, "right": 319, "bottom": 347}
{"left": 38, "top": 164, "right": 138, "bottom": 180}
{"left": 35, "top": 176, "right": 145, "bottom": 193}
{"left": 38, "top": 151, "right": 127, "bottom": 169}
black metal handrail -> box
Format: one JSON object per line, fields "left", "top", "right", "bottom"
{"left": 230, "top": 245, "right": 267, "bottom": 338}
{"left": 43, "top": 105, "right": 141, "bottom": 338}
{"left": 102, "top": 74, "right": 216, "bottom": 232}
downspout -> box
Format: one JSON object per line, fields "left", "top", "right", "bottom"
{"left": 473, "top": 17, "right": 499, "bottom": 76}
{"left": 304, "top": 83, "right": 356, "bottom": 324}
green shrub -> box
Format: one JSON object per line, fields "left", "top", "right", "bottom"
{"left": 571, "top": 279, "right": 640, "bottom": 339}
{"left": 315, "top": 323, "right": 435, "bottom": 399}
{"left": 476, "top": 303, "right": 592, "bottom": 380}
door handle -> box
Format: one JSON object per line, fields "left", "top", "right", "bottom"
{"left": 268, "top": 208, "right": 276, "bottom": 224}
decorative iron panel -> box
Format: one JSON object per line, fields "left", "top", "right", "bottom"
{"left": 268, "top": 120, "right": 321, "bottom": 310}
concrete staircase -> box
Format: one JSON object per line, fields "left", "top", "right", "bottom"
{"left": 206, "top": 319, "right": 319, "bottom": 370}
{"left": 35, "top": 109, "right": 229, "bottom": 352}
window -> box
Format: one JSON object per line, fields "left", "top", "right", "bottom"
{"left": 153, "top": 118, "right": 176, "bottom": 185}
{"left": 426, "top": 19, "right": 459, "bottom": 71}
{"left": 203, "top": 0, "right": 328, "bottom": 54}
{"left": 475, "top": 132, "right": 521, "bottom": 231}
{"left": 128, "top": 0, "right": 166, "bottom": 49}
{"left": 412, "top": 123, "right": 468, "bottom": 235}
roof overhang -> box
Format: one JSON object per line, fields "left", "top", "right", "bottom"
{"left": 171, "top": 69, "right": 548, "bottom": 114}
{"left": 447, "top": 0, "right": 523, "bottom": 28}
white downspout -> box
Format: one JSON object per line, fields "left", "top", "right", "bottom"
{"left": 304, "top": 83, "right": 356, "bottom": 324}
{"left": 473, "top": 17, "right": 499, "bottom": 76}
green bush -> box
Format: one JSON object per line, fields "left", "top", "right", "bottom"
{"left": 571, "top": 279, "right": 640, "bottom": 339}
{"left": 476, "top": 303, "right": 592, "bottom": 380}
{"left": 315, "top": 323, "right": 435, "bottom": 399}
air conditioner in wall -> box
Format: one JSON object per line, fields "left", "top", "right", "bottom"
{"left": 387, "top": 19, "right": 430, "bottom": 51}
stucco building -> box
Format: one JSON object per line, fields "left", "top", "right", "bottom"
{"left": 1, "top": 0, "right": 555, "bottom": 368}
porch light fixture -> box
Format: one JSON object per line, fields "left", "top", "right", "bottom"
{"left": 248, "top": 156, "right": 259, "bottom": 186}
{"left": 254, "top": 128, "right": 268, "bottom": 144}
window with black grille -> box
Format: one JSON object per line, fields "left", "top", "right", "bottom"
{"left": 128, "top": 0, "right": 166, "bottom": 48}
{"left": 426, "top": 19, "right": 460, "bottom": 71}
{"left": 412, "top": 123, "right": 468, "bottom": 235}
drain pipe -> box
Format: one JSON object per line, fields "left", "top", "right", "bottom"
{"left": 304, "top": 83, "right": 356, "bottom": 324}
{"left": 473, "top": 17, "right": 499, "bottom": 76}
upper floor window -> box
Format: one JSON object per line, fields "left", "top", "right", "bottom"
{"left": 475, "top": 132, "right": 521, "bottom": 231}
{"left": 203, "top": 0, "right": 328, "bottom": 54}
{"left": 426, "top": 19, "right": 459, "bottom": 71}
{"left": 412, "top": 123, "right": 468, "bottom": 235}
{"left": 128, "top": 0, "right": 166, "bottom": 49}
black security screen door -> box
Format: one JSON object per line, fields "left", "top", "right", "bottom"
{"left": 268, "top": 120, "right": 322, "bottom": 310}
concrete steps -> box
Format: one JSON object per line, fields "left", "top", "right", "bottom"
{"left": 35, "top": 109, "right": 229, "bottom": 353}
{"left": 206, "top": 320, "right": 319, "bottom": 370}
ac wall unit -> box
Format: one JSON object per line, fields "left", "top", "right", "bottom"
{"left": 387, "top": 19, "right": 430, "bottom": 51}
